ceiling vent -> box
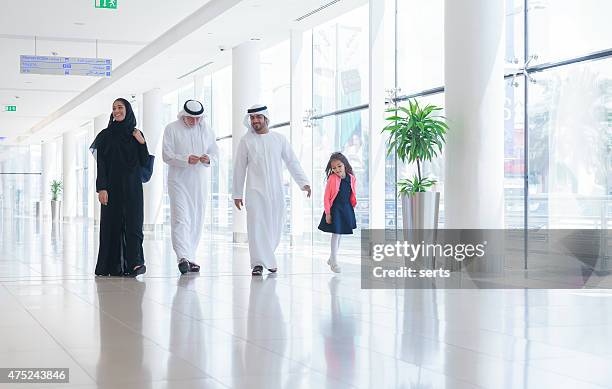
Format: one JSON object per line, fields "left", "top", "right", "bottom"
{"left": 295, "top": 0, "right": 341, "bottom": 22}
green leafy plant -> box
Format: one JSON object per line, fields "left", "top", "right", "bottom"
{"left": 383, "top": 99, "right": 448, "bottom": 196}
{"left": 50, "top": 180, "right": 63, "bottom": 201}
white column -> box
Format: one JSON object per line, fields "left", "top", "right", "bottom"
{"left": 142, "top": 88, "right": 164, "bottom": 230}
{"left": 62, "top": 130, "right": 77, "bottom": 220}
{"left": 444, "top": 0, "right": 505, "bottom": 229}
{"left": 93, "top": 114, "right": 107, "bottom": 224}
{"left": 290, "top": 29, "right": 306, "bottom": 242}
{"left": 232, "top": 41, "right": 260, "bottom": 242}
{"left": 368, "top": 0, "right": 387, "bottom": 229}
{"left": 41, "top": 141, "right": 58, "bottom": 219}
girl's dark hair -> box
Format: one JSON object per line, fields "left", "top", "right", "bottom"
{"left": 325, "top": 152, "right": 354, "bottom": 178}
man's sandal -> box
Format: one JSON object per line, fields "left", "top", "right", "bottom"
{"left": 188, "top": 262, "right": 200, "bottom": 272}
{"left": 252, "top": 265, "right": 263, "bottom": 276}
{"left": 178, "top": 259, "right": 190, "bottom": 275}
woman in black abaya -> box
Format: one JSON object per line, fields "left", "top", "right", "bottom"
{"left": 90, "top": 98, "right": 149, "bottom": 277}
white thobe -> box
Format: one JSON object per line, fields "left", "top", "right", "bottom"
{"left": 233, "top": 131, "right": 309, "bottom": 269}
{"left": 163, "top": 119, "right": 219, "bottom": 263}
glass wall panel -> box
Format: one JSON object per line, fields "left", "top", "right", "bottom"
{"left": 261, "top": 40, "right": 290, "bottom": 124}
{"left": 0, "top": 145, "right": 41, "bottom": 218}
{"left": 313, "top": 4, "right": 369, "bottom": 115}
{"left": 178, "top": 82, "right": 196, "bottom": 104}
{"left": 528, "top": 59, "right": 612, "bottom": 228}
{"left": 506, "top": 0, "right": 525, "bottom": 66}
{"left": 505, "top": 78, "right": 526, "bottom": 228}
{"left": 209, "top": 66, "right": 233, "bottom": 237}
{"left": 383, "top": 0, "right": 397, "bottom": 229}
{"left": 396, "top": 0, "right": 444, "bottom": 95}
{"left": 528, "top": 0, "right": 612, "bottom": 63}
{"left": 201, "top": 75, "right": 212, "bottom": 119}
{"left": 385, "top": 135, "right": 398, "bottom": 229}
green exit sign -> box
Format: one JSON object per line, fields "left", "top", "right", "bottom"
{"left": 95, "top": 0, "right": 117, "bottom": 9}
{"left": 5, "top": 106, "right": 16, "bottom": 112}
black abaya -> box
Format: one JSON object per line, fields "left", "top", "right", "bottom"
{"left": 91, "top": 99, "right": 150, "bottom": 276}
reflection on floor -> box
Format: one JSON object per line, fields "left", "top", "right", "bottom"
{"left": 1, "top": 218, "right": 612, "bottom": 389}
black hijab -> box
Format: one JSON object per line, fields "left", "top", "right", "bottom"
{"left": 90, "top": 98, "right": 140, "bottom": 169}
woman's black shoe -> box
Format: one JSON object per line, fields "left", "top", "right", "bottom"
{"left": 127, "top": 264, "right": 146, "bottom": 277}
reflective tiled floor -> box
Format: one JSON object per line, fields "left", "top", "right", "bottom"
{"left": 1, "top": 217, "right": 612, "bottom": 388}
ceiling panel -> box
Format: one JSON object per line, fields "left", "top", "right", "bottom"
{"left": 0, "top": 0, "right": 367, "bottom": 144}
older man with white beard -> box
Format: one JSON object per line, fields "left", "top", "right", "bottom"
{"left": 163, "top": 100, "right": 219, "bottom": 274}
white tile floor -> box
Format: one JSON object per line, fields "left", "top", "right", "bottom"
{"left": 1, "top": 218, "right": 612, "bottom": 388}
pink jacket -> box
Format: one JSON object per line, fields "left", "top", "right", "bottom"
{"left": 323, "top": 173, "right": 357, "bottom": 216}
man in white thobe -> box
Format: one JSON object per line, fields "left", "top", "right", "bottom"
{"left": 163, "top": 100, "right": 219, "bottom": 274}
{"left": 233, "top": 104, "right": 311, "bottom": 276}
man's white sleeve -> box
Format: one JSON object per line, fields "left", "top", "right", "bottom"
{"left": 281, "top": 135, "right": 310, "bottom": 188}
{"left": 203, "top": 127, "right": 220, "bottom": 167}
{"left": 232, "top": 138, "right": 248, "bottom": 199}
{"left": 162, "top": 126, "right": 189, "bottom": 167}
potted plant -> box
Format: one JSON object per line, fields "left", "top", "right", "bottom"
{"left": 50, "top": 179, "right": 62, "bottom": 222}
{"left": 383, "top": 98, "right": 448, "bottom": 229}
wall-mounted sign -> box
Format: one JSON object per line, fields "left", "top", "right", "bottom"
{"left": 20, "top": 56, "right": 112, "bottom": 77}
{"left": 4, "top": 106, "right": 16, "bottom": 112}
{"left": 95, "top": 0, "right": 117, "bottom": 9}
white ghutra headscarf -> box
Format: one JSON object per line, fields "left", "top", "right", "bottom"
{"left": 243, "top": 104, "right": 271, "bottom": 132}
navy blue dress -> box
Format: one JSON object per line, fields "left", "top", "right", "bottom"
{"left": 318, "top": 175, "right": 357, "bottom": 234}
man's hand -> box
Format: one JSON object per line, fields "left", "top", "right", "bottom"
{"left": 200, "top": 154, "right": 210, "bottom": 164}
{"left": 188, "top": 155, "right": 200, "bottom": 165}
{"left": 234, "top": 199, "right": 244, "bottom": 210}
{"left": 98, "top": 190, "right": 108, "bottom": 206}
{"left": 326, "top": 214, "right": 332, "bottom": 224}
{"left": 132, "top": 129, "right": 145, "bottom": 144}
{"left": 303, "top": 185, "right": 311, "bottom": 198}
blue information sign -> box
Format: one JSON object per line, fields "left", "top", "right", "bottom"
{"left": 20, "top": 55, "right": 112, "bottom": 77}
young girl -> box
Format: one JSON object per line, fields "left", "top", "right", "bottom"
{"left": 318, "top": 152, "right": 357, "bottom": 273}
